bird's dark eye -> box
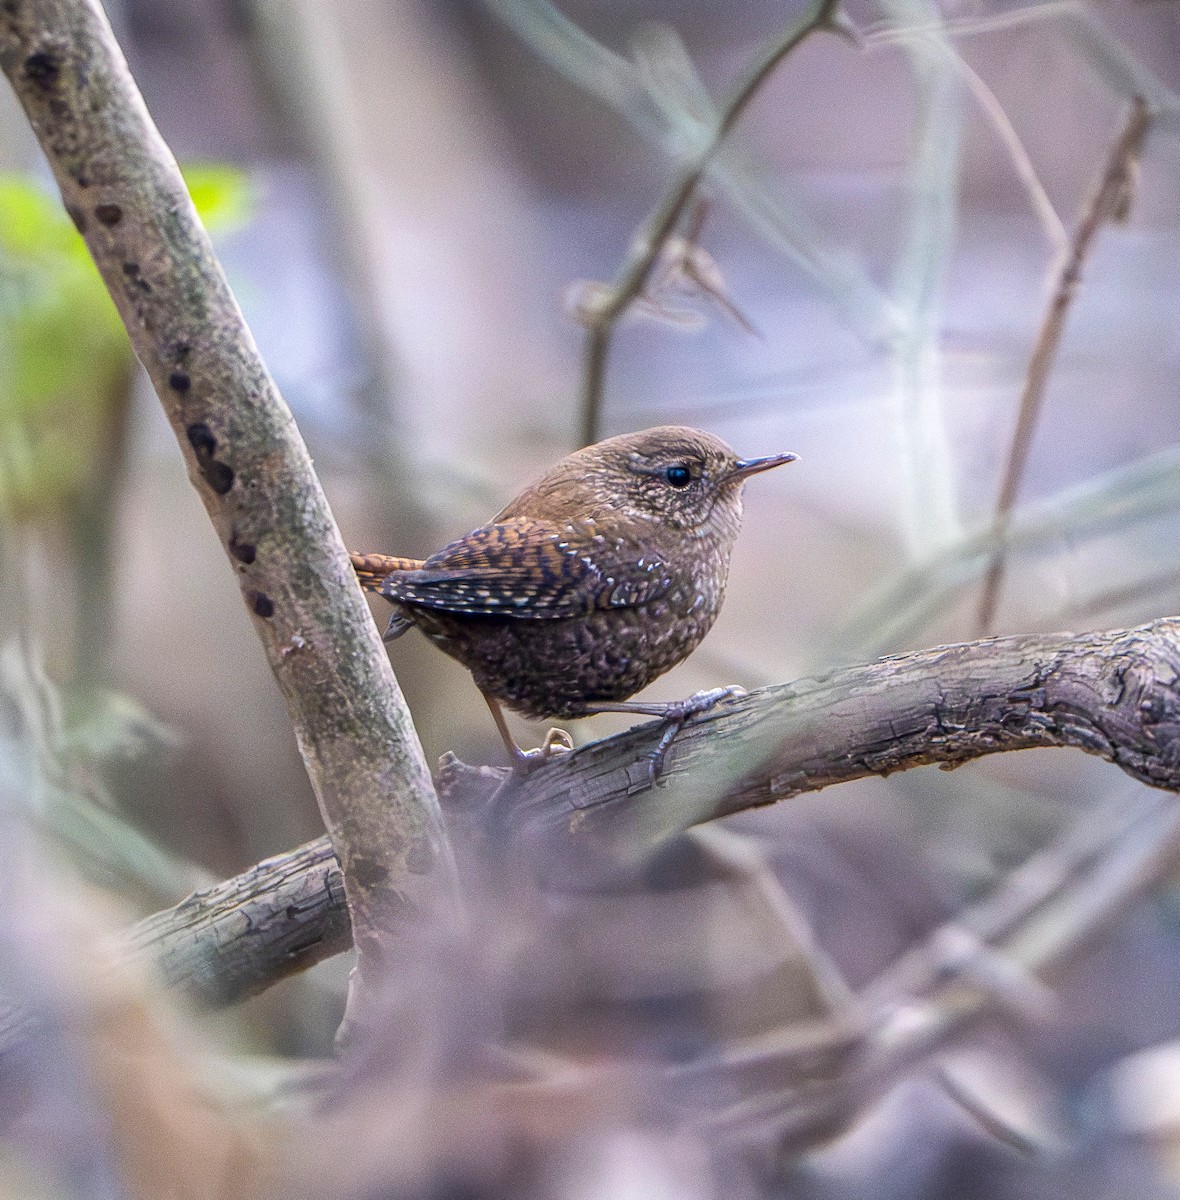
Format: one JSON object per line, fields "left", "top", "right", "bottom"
{"left": 665, "top": 465, "right": 692, "bottom": 488}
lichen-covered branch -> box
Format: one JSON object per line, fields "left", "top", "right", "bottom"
{"left": 129, "top": 618, "right": 1180, "bottom": 1004}
{"left": 0, "top": 0, "right": 458, "bottom": 980}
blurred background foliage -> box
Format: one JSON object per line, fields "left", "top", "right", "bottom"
{"left": 0, "top": 166, "right": 249, "bottom": 522}
{"left": 1, "top": 0, "right": 1180, "bottom": 1197}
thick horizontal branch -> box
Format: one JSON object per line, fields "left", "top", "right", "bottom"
{"left": 506, "top": 619, "right": 1180, "bottom": 860}
{"left": 122, "top": 838, "right": 349, "bottom": 1007}
{"left": 129, "top": 619, "right": 1180, "bottom": 1003}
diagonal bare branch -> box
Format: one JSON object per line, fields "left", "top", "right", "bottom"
{"left": 977, "top": 97, "right": 1151, "bottom": 634}
{"left": 574, "top": 0, "right": 847, "bottom": 445}
{"left": 0, "top": 0, "right": 459, "bottom": 1010}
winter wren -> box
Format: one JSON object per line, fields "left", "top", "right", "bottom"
{"left": 350, "top": 426, "right": 796, "bottom": 773}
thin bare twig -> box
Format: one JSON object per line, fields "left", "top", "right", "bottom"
{"left": 576, "top": 0, "right": 846, "bottom": 446}
{"left": 943, "top": 48, "right": 1068, "bottom": 259}
{"left": 832, "top": 442, "right": 1180, "bottom": 662}
{"left": 976, "top": 97, "right": 1151, "bottom": 634}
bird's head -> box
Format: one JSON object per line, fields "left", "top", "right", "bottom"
{"left": 532, "top": 425, "right": 795, "bottom": 533}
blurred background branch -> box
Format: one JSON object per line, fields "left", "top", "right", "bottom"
{"left": 564, "top": 0, "right": 845, "bottom": 445}
{"left": 690, "top": 784, "right": 1180, "bottom": 1159}
{"left": 976, "top": 96, "right": 1151, "bottom": 634}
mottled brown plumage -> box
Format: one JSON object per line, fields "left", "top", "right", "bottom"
{"left": 350, "top": 426, "right": 795, "bottom": 770}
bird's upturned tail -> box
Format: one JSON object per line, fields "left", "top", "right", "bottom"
{"left": 349, "top": 551, "right": 425, "bottom": 592}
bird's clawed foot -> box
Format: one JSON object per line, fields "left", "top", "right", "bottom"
{"left": 482, "top": 691, "right": 575, "bottom": 776}
{"left": 507, "top": 726, "right": 575, "bottom": 776}
{"left": 645, "top": 685, "right": 746, "bottom": 783}
{"left": 542, "top": 726, "right": 576, "bottom": 755}
{"left": 581, "top": 685, "right": 746, "bottom": 786}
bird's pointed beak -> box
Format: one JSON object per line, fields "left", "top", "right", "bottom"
{"left": 731, "top": 451, "right": 798, "bottom": 480}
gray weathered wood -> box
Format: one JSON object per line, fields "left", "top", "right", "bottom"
{"left": 0, "top": 0, "right": 458, "bottom": 984}
{"left": 507, "top": 619, "right": 1180, "bottom": 862}
{"left": 122, "top": 838, "right": 350, "bottom": 1007}
{"left": 128, "top": 619, "right": 1180, "bottom": 1003}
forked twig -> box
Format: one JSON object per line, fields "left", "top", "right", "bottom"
{"left": 976, "top": 97, "right": 1151, "bottom": 633}
{"left": 576, "top": 0, "right": 848, "bottom": 446}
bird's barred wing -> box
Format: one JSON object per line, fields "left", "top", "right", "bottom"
{"left": 379, "top": 518, "right": 672, "bottom": 618}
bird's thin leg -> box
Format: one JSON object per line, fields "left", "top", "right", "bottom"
{"left": 579, "top": 686, "right": 746, "bottom": 783}
{"left": 580, "top": 686, "right": 745, "bottom": 720}
{"left": 481, "top": 692, "right": 573, "bottom": 776}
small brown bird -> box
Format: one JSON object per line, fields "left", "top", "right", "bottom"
{"left": 351, "top": 426, "right": 795, "bottom": 775}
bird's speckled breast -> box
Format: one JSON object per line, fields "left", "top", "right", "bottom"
{"left": 401, "top": 532, "right": 733, "bottom": 719}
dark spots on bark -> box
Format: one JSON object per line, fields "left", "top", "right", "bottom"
{"left": 228, "top": 534, "right": 256, "bottom": 564}
{"left": 23, "top": 51, "right": 59, "bottom": 90}
{"left": 65, "top": 204, "right": 86, "bottom": 234}
{"left": 186, "top": 422, "right": 234, "bottom": 494}
{"left": 94, "top": 202, "right": 122, "bottom": 226}
{"left": 168, "top": 369, "right": 191, "bottom": 393}
{"left": 351, "top": 857, "right": 390, "bottom": 889}
{"left": 186, "top": 421, "right": 216, "bottom": 457}
{"left": 121, "top": 261, "right": 151, "bottom": 295}
{"left": 206, "top": 461, "right": 234, "bottom": 493}
{"left": 249, "top": 590, "right": 274, "bottom": 619}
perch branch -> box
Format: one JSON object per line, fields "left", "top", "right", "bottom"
{"left": 127, "top": 618, "right": 1180, "bottom": 1005}
{"left": 976, "top": 97, "right": 1150, "bottom": 634}
{"left": 0, "top": 0, "right": 458, "bottom": 988}
{"left": 576, "top": 0, "right": 845, "bottom": 445}
{"left": 506, "top": 618, "right": 1180, "bottom": 862}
